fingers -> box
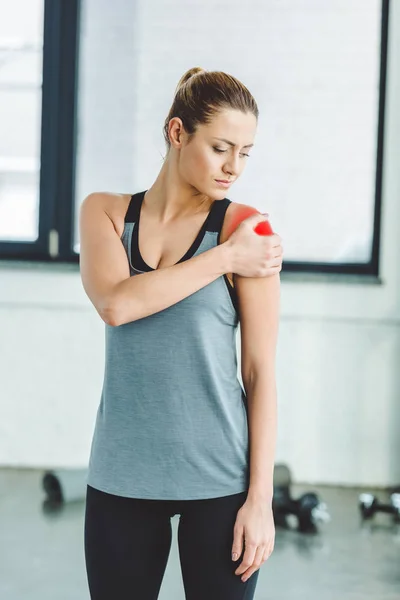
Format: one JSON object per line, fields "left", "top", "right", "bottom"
{"left": 231, "top": 524, "right": 244, "bottom": 563}
{"left": 234, "top": 541, "right": 275, "bottom": 582}
{"left": 234, "top": 541, "right": 257, "bottom": 578}
{"left": 266, "top": 235, "right": 283, "bottom": 258}
{"left": 270, "top": 233, "right": 282, "bottom": 247}
{"left": 245, "top": 214, "right": 282, "bottom": 250}
{"left": 242, "top": 545, "right": 267, "bottom": 582}
{"left": 235, "top": 542, "right": 267, "bottom": 582}
{"left": 263, "top": 542, "right": 274, "bottom": 562}
{"left": 266, "top": 246, "right": 283, "bottom": 262}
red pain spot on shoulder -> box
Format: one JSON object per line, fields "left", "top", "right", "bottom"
{"left": 228, "top": 206, "right": 274, "bottom": 237}
{"left": 254, "top": 220, "right": 273, "bottom": 235}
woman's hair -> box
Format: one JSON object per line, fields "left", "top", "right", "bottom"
{"left": 162, "top": 67, "right": 258, "bottom": 151}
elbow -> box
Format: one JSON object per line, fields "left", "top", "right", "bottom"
{"left": 98, "top": 286, "right": 139, "bottom": 327}
{"left": 100, "top": 297, "right": 122, "bottom": 327}
{"left": 241, "top": 363, "right": 276, "bottom": 392}
{"left": 241, "top": 365, "right": 258, "bottom": 391}
{"left": 102, "top": 309, "right": 120, "bottom": 327}
{"left": 100, "top": 306, "right": 119, "bottom": 327}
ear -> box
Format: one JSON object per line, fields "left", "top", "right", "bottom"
{"left": 168, "top": 117, "right": 185, "bottom": 147}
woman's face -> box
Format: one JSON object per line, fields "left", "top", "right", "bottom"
{"left": 173, "top": 108, "right": 257, "bottom": 199}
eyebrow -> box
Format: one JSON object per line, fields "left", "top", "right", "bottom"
{"left": 212, "top": 137, "right": 254, "bottom": 149}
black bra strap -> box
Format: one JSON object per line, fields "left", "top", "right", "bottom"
{"left": 124, "top": 191, "right": 143, "bottom": 223}
{"left": 207, "top": 197, "right": 231, "bottom": 233}
{"left": 125, "top": 191, "right": 231, "bottom": 235}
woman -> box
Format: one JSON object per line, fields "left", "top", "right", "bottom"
{"left": 80, "top": 67, "right": 282, "bottom": 600}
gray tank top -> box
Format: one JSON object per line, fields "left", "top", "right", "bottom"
{"left": 87, "top": 190, "right": 250, "bottom": 500}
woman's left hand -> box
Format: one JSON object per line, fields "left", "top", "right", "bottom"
{"left": 232, "top": 497, "right": 275, "bottom": 582}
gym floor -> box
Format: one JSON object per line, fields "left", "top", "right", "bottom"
{"left": 1, "top": 469, "right": 399, "bottom": 600}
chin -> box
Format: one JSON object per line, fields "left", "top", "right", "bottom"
{"left": 205, "top": 190, "right": 223, "bottom": 202}
{"left": 210, "top": 182, "right": 228, "bottom": 192}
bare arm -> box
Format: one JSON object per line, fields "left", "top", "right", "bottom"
{"left": 112, "top": 246, "right": 231, "bottom": 325}
{"left": 79, "top": 193, "right": 232, "bottom": 326}
{"left": 235, "top": 272, "right": 280, "bottom": 503}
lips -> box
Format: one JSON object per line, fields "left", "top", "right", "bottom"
{"left": 215, "top": 179, "right": 231, "bottom": 184}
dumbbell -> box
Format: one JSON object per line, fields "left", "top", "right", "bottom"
{"left": 272, "top": 464, "right": 291, "bottom": 528}
{"left": 273, "top": 490, "right": 331, "bottom": 533}
{"left": 42, "top": 468, "right": 88, "bottom": 507}
{"left": 273, "top": 463, "right": 330, "bottom": 533}
{"left": 359, "top": 492, "right": 400, "bottom": 522}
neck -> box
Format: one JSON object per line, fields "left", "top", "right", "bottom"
{"left": 144, "top": 155, "right": 212, "bottom": 224}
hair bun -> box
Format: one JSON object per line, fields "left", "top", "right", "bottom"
{"left": 175, "top": 67, "right": 205, "bottom": 94}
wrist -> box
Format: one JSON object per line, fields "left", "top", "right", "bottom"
{"left": 217, "top": 240, "right": 234, "bottom": 275}
{"left": 246, "top": 488, "right": 274, "bottom": 505}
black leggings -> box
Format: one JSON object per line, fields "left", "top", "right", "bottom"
{"left": 84, "top": 484, "right": 259, "bottom": 600}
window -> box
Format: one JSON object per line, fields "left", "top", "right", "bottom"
{"left": 0, "top": 0, "right": 390, "bottom": 277}
{"left": 0, "top": 1, "right": 43, "bottom": 241}
{"left": 0, "top": 0, "right": 79, "bottom": 262}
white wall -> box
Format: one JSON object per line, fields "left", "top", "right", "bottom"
{"left": 0, "top": 1, "right": 399, "bottom": 487}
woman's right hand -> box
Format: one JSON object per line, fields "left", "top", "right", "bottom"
{"left": 226, "top": 213, "right": 283, "bottom": 277}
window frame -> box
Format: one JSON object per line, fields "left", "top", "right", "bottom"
{"left": 0, "top": 0, "right": 81, "bottom": 264}
{"left": 0, "top": 0, "right": 389, "bottom": 276}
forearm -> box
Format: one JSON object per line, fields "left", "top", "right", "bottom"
{"left": 244, "top": 370, "right": 278, "bottom": 504}
{"left": 110, "top": 242, "right": 232, "bottom": 326}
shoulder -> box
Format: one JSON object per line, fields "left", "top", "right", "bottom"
{"left": 80, "top": 192, "right": 132, "bottom": 237}
{"left": 81, "top": 191, "right": 130, "bottom": 211}
{"left": 220, "top": 200, "right": 261, "bottom": 245}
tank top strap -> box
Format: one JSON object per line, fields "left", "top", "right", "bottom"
{"left": 124, "top": 191, "right": 144, "bottom": 223}
{"left": 125, "top": 191, "right": 231, "bottom": 232}
{"left": 206, "top": 197, "right": 231, "bottom": 233}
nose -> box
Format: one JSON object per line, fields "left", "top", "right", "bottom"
{"left": 223, "top": 154, "right": 240, "bottom": 178}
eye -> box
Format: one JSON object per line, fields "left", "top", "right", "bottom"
{"left": 213, "top": 147, "right": 250, "bottom": 158}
